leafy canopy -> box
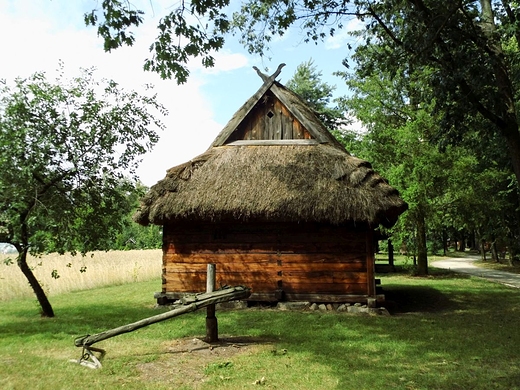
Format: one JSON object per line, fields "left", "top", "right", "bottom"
{"left": 286, "top": 59, "right": 347, "bottom": 131}
{"left": 0, "top": 65, "right": 166, "bottom": 256}
{"left": 86, "top": 0, "right": 231, "bottom": 83}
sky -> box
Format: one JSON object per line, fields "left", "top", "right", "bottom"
{"left": 0, "top": 0, "right": 362, "bottom": 187}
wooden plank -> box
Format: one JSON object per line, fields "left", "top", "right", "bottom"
{"left": 227, "top": 139, "right": 319, "bottom": 146}
{"left": 165, "top": 271, "right": 277, "bottom": 282}
{"left": 165, "top": 270, "right": 366, "bottom": 285}
{"left": 281, "top": 282, "right": 368, "bottom": 294}
{"left": 164, "top": 279, "right": 278, "bottom": 293}
{"left": 281, "top": 271, "right": 368, "bottom": 284}
{"left": 278, "top": 100, "right": 291, "bottom": 139}
{"left": 165, "top": 262, "right": 278, "bottom": 273}
{"left": 164, "top": 222, "right": 367, "bottom": 241}
{"left": 164, "top": 220, "right": 366, "bottom": 232}
{"left": 163, "top": 252, "right": 366, "bottom": 264}
{"left": 164, "top": 261, "right": 366, "bottom": 273}
{"left": 212, "top": 71, "right": 281, "bottom": 146}
{"left": 292, "top": 119, "right": 305, "bottom": 139}
{"left": 366, "top": 230, "right": 376, "bottom": 296}
{"left": 271, "top": 100, "right": 282, "bottom": 140}
{"left": 163, "top": 241, "right": 367, "bottom": 254}
{"left": 283, "top": 293, "right": 370, "bottom": 303}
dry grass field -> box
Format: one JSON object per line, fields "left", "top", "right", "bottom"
{"left": 0, "top": 249, "right": 162, "bottom": 301}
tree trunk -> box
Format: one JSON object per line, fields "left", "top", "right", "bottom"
{"left": 442, "top": 229, "right": 448, "bottom": 256}
{"left": 480, "top": 0, "right": 520, "bottom": 186}
{"left": 459, "top": 231, "right": 466, "bottom": 252}
{"left": 480, "top": 239, "right": 487, "bottom": 261}
{"left": 416, "top": 212, "right": 428, "bottom": 275}
{"left": 388, "top": 239, "right": 394, "bottom": 268}
{"left": 469, "top": 230, "right": 476, "bottom": 250}
{"left": 17, "top": 249, "right": 55, "bottom": 317}
{"left": 491, "top": 239, "right": 499, "bottom": 262}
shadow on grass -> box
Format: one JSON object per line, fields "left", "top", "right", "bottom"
{"left": 3, "top": 276, "right": 520, "bottom": 390}
{"left": 382, "top": 285, "right": 461, "bottom": 314}
{"left": 226, "top": 284, "right": 520, "bottom": 389}
{"left": 0, "top": 302, "right": 171, "bottom": 343}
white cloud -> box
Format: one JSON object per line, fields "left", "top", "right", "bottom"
{"left": 0, "top": 0, "right": 242, "bottom": 187}
{"left": 0, "top": 0, "right": 354, "bottom": 187}
{"left": 199, "top": 51, "right": 250, "bottom": 74}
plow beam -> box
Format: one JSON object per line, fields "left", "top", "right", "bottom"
{"left": 72, "top": 285, "right": 250, "bottom": 368}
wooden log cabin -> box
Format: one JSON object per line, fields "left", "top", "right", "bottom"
{"left": 134, "top": 64, "right": 408, "bottom": 305}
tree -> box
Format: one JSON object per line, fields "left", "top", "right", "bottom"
{"left": 85, "top": 0, "right": 231, "bottom": 83}
{"left": 112, "top": 183, "right": 162, "bottom": 250}
{"left": 341, "top": 45, "right": 520, "bottom": 272}
{"left": 340, "top": 63, "right": 449, "bottom": 274}
{"left": 235, "top": 0, "right": 520, "bottom": 186}
{"left": 88, "top": 1, "right": 520, "bottom": 189}
{"left": 0, "top": 67, "right": 166, "bottom": 317}
{"left": 286, "top": 59, "right": 347, "bottom": 131}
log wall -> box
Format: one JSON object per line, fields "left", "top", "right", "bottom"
{"left": 161, "top": 221, "right": 375, "bottom": 303}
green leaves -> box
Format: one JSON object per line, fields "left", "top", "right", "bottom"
{"left": 0, "top": 65, "right": 165, "bottom": 257}
{"left": 86, "top": 0, "right": 232, "bottom": 83}
{"left": 84, "top": 0, "right": 144, "bottom": 51}
{"left": 286, "top": 59, "right": 348, "bottom": 132}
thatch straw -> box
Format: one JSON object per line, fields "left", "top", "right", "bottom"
{"left": 134, "top": 144, "right": 407, "bottom": 228}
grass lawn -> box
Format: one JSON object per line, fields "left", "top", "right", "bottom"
{"left": 472, "top": 259, "right": 520, "bottom": 275}
{"left": 1, "top": 269, "right": 520, "bottom": 389}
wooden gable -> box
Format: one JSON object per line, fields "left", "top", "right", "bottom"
{"left": 226, "top": 91, "right": 312, "bottom": 142}
{"left": 210, "top": 64, "right": 345, "bottom": 150}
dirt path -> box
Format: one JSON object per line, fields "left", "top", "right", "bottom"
{"left": 432, "top": 255, "right": 520, "bottom": 288}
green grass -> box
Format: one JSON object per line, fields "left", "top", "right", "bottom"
{"left": 1, "top": 271, "right": 520, "bottom": 390}
{"left": 473, "top": 259, "right": 520, "bottom": 274}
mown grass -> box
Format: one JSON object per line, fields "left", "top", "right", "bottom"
{"left": 473, "top": 259, "right": 520, "bottom": 274}
{"left": 1, "top": 266, "right": 520, "bottom": 390}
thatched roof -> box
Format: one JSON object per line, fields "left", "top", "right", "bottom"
{"left": 135, "top": 65, "right": 407, "bottom": 228}
{"left": 134, "top": 144, "right": 407, "bottom": 228}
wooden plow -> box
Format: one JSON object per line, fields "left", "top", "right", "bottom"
{"left": 72, "top": 285, "right": 250, "bottom": 369}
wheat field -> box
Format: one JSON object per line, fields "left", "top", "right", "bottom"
{"left": 0, "top": 249, "right": 162, "bottom": 301}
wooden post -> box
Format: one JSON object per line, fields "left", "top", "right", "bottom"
{"left": 366, "top": 230, "right": 376, "bottom": 297}
{"left": 206, "top": 264, "right": 218, "bottom": 342}
{"left": 388, "top": 239, "right": 394, "bottom": 268}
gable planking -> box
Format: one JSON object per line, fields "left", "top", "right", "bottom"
{"left": 227, "top": 91, "right": 312, "bottom": 142}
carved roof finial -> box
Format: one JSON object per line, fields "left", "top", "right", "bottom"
{"left": 253, "top": 63, "right": 286, "bottom": 84}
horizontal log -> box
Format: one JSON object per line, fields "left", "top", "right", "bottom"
{"left": 232, "top": 270, "right": 363, "bottom": 282}
{"left": 249, "top": 292, "right": 279, "bottom": 301}
{"left": 281, "top": 282, "right": 368, "bottom": 294}
{"left": 154, "top": 291, "right": 381, "bottom": 304}
{"left": 164, "top": 261, "right": 367, "bottom": 273}
{"left": 164, "top": 242, "right": 366, "bottom": 254}
{"left": 227, "top": 139, "right": 319, "bottom": 146}
{"left": 283, "top": 293, "right": 371, "bottom": 303}
{"left": 163, "top": 252, "right": 366, "bottom": 264}
{"left": 166, "top": 279, "right": 368, "bottom": 295}
{"left": 281, "top": 271, "right": 367, "bottom": 284}
{"left": 163, "top": 224, "right": 366, "bottom": 244}
{"left": 164, "top": 235, "right": 366, "bottom": 246}
{"left": 164, "top": 222, "right": 365, "bottom": 236}
{"left": 164, "top": 280, "right": 278, "bottom": 293}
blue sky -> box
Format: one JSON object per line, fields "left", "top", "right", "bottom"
{"left": 0, "top": 0, "right": 361, "bottom": 186}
